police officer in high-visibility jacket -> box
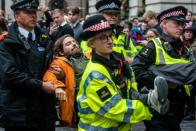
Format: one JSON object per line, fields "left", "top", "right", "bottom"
{"left": 77, "top": 15, "right": 169, "bottom": 131}
{"left": 95, "top": 0, "right": 138, "bottom": 64}
{"left": 132, "top": 6, "right": 194, "bottom": 131}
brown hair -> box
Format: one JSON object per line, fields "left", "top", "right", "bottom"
{"left": 147, "top": 28, "right": 160, "bottom": 37}
{"left": 53, "top": 34, "right": 72, "bottom": 56}
{"left": 187, "top": 11, "right": 193, "bottom": 16}
{"left": 67, "top": 6, "right": 80, "bottom": 15}
{"left": 143, "top": 10, "right": 157, "bottom": 20}
{"left": 51, "top": 9, "right": 65, "bottom": 16}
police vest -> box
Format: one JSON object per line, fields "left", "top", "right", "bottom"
{"left": 77, "top": 60, "right": 152, "bottom": 131}
{"left": 152, "top": 38, "right": 189, "bottom": 65}
{"left": 152, "top": 38, "right": 191, "bottom": 96}
{"left": 112, "top": 34, "right": 138, "bottom": 58}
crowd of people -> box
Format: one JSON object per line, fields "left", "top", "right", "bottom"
{"left": 0, "top": 0, "right": 196, "bottom": 131}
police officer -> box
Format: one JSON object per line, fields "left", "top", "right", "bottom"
{"left": 77, "top": 14, "right": 169, "bottom": 131}
{"left": 80, "top": 0, "right": 137, "bottom": 62}
{"left": 0, "top": 0, "right": 55, "bottom": 131}
{"left": 132, "top": 6, "right": 192, "bottom": 131}
{"left": 95, "top": 0, "right": 138, "bottom": 64}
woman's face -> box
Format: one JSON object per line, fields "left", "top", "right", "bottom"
{"left": 89, "top": 30, "right": 113, "bottom": 59}
{"left": 122, "top": 27, "right": 130, "bottom": 34}
{"left": 62, "top": 36, "right": 79, "bottom": 56}
{"left": 146, "top": 30, "right": 156, "bottom": 41}
{"left": 183, "top": 30, "right": 194, "bottom": 41}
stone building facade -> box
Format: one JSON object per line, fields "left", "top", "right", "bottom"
{"left": 0, "top": 0, "right": 88, "bottom": 20}
{"left": 1, "top": 0, "right": 196, "bottom": 20}
{"left": 88, "top": 0, "right": 196, "bottom": 19}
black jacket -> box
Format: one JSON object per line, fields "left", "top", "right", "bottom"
{"left": 0, "top": 22, "right": 55, "bottom": 129}
{"left": 132, "top": 37, "right": 189, "bottom": 115}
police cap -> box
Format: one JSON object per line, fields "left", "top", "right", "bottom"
{"left": 11, "top": 0, "right": 39, "bottom": 12}
{"left": 95, "top": 0, "right": 121, "bottom": 13}
{"left": 157, "top": 6, "right": 188, "bottom": 23}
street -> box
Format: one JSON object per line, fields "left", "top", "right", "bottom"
{"left": 132, "top": 120, "right": 196, "bottom": 131}
{"left": 0, "top": 120, "right": 195, "bottom": 131}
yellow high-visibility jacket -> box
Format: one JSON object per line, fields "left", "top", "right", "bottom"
{"left": 112, "top": 33, "right": 138, "bottom": 58}
{"left": 152, "top": 38, "right": 191, "bottom": 96}
{"left": 77, "top": 59, "right": 152, "bottom": 131}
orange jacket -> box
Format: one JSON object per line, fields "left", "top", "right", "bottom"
{"left": 0, "top": 32, "right": 8, "bottom": 41}
{"left": 43, "top": 56, "right": 76, "bottom": 126}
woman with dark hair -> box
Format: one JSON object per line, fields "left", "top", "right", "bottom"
{"left": 182, "top": 24, "right": 195, "bottom": 48}
{"left": 146, "top": 28, "right": 160, "bottom": 42}
{"left": 0, "top": 17, "right": 8, "bottom": 41}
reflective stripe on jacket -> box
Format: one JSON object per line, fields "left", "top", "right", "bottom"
{"left": 112, "top": 34, "right": 138, "bottom": 58}
{"left": 152, "top": 38, "right": 189, "bottom": 65}
{"left": 152, "top": 38, "right": 191, "bottom": 95}
{"left": 77, "top": 60, "right": 152, "bottom": 131}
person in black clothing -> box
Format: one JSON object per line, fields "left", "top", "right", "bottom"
{"left": 132, "top": 6, "right": 193, "bottom": 131}
{"left": 0, "top": 0, "right": 56, "bottom": 131}
{"left": 48, "top": 0, "right": 68, "bottom": 13}
{"left": 49, "top": 9, "right": 74, "bottom": 43}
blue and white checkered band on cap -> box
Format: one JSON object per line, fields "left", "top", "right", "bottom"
{"left": 95, "top": 0, "right": 121, "bottom": 13}
{"left": 11, "top": 0, "right": 39, "bottom": 11}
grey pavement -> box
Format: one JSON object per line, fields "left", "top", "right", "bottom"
{"left": 0, "top": 120, "right": 195, "bottom": 131}
{"left": 132, "top": 120, "right": 196, "bottom": 131}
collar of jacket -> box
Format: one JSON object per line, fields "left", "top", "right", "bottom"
{"left": 69, "top": 19, "right": 80, "bottom": 28}
{"left": 91, "top": 50, "right": 122, "bottom": 72}
{"left": 162, "top": 32, "right": 183, "bottom": 50}
{"left": 3, "top": 22, "right": 47, "bottom": 54}
{"left": 111, "top": 24, "right": 123, "bottom": 38}
{"left": 54, "top": 56, "right": 72, "bottom": 65}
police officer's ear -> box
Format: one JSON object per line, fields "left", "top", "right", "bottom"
{"left": 160, "top": 19, "right": 167, "bottom": 29}
{"left": 87, "top": 39, "right": 95, "bottom": 49}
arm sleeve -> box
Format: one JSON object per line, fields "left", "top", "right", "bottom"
{"left": 132, "top": 42, "right": 157, "bottom": 90}
{"left": 86, "top": 77, "right": 151, "bottom": 123}
{"left": 0, "top": 44, "right": 42, "bottom": 91}
{"left": 43, "top": 59, "right": 66, "bottom": 89}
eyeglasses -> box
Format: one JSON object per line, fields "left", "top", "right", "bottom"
{"left": 144, "top": 18, "right": 151, "bottom": 24}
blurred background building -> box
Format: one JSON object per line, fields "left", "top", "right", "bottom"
{"left": 1, "top": 0, "right": 196, "bottom": 20}
{"left": 88, "top": 0, "right": 196, "bottom": 20}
